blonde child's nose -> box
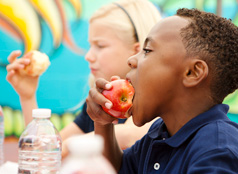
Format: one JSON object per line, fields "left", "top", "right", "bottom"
{"left": 85, "top": 49, "right": 96, "bottom": 63}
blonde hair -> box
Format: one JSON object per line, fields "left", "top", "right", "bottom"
{"left": 88, "top": 0, "right": 161, "bottom": 87}
{"left": 90, "top": 0, "right": 161, "bottom": 47}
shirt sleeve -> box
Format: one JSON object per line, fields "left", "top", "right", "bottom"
{"left": 73, "top": 102, "right": 95, "bottom": 133}
{"left": 188, "top": 148, "right": 238, "bottom": 174}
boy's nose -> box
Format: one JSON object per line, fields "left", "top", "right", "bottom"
{"left": 127, "top": 55, "right": 137, "bottom": 69}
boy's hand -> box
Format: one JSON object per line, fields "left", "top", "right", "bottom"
{"left": 6, "top": 50, "right": 39, "bottom": 99}
{"left": 86, "top": 78, "right": 119, "bottom": 126}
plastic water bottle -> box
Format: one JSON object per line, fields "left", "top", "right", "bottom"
{"left": 60, "top": 135, "right": 116, "bottom": 174}
{"left": 18, "top": 109, "right": 62, "bottom": 174}
{"left": 0, "top": 106, "right": 4, "bottom": 166}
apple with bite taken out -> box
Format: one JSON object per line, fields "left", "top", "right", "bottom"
{"left": 102, "top": 79, "right": 134, "bottom": 119}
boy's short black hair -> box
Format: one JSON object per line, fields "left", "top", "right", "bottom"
{"left": 176, "top": 8, "right": 238, "bottom": 103}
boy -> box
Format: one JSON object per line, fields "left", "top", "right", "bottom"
{"left": 86, "top": 8, "right": 238, "bottom": 173}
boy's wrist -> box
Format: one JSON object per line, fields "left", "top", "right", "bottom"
{"left": 94, "top": 122, "right": 115, "bottom": 136}
{"left": 94, "top": 122, "right": 114, "bottom": 129}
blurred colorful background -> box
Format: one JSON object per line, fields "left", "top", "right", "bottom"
{"left": 0, "top": 0, "right": 237, "bottom": 138}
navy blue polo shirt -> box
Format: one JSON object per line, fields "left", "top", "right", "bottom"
{"left": 119, "top": 104, "right": 238, "bottom": 174}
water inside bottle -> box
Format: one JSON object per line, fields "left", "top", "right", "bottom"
{"left": 18, "top": 134, "right": 61, "bottom": 174}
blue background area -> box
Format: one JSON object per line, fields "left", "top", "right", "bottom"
{"left": 0, "top": 18, "right": 90, "bottom": 114}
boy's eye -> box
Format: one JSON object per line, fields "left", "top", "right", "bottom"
{"left": 143, "top": 48, "right": 152, "bottom": 54}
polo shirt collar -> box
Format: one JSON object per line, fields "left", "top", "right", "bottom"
{"left": 148, "top": 104, "right": 230, "bottom": 148}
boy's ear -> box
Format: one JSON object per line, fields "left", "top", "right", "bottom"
{"left": 183, "top": 59, "right": 209, "bottom": 87}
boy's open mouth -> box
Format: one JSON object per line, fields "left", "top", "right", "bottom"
{"left": 128, "top": 81, "right": 135, "bottom": 117}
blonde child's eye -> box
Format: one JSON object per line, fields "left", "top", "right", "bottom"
{"left": 97, "top": 45, "right": 103, "bottom": 48}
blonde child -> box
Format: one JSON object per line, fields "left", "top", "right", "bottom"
{"left": 6, "top": 0, "right": 161, "bottom": 158}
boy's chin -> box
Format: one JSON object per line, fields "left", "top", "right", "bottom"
{"left": 132, "top": 116, "right": 146, "bottom": 127}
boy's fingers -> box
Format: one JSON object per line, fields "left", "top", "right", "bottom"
{"left": 86, "top": 96, "right": 116, "bottom": 124}
{"left": 95, "top": 78, "right": 112, "bottom": 90}
{"left": 88, "top": 88, "right": 112, "bottom": 109}
{"left": 8, "top": 50, "right": 22, "bottom": 63}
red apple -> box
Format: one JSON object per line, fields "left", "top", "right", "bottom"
{"left": 102, "top": 79, "right": 134, "bottom": 119}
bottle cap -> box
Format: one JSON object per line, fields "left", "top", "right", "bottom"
{"left": 67, "top": 135, "right": 104, "bottom": 156}
{"left": 32, "top": 109, "right": 51, "bottom": 118}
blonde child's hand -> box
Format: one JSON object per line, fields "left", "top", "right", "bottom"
{"left": 6, "top": 50, "right": 39, "bottom": 99}
{"left": 86, "top": 78, "right": 118, "bottom": 126}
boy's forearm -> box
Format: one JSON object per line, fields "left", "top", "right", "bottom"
{"left": 20, "top": 95, "right": 38, "bottom": 126}
{"left": 94, "top": 122, "right": 123, "bottom": 172}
